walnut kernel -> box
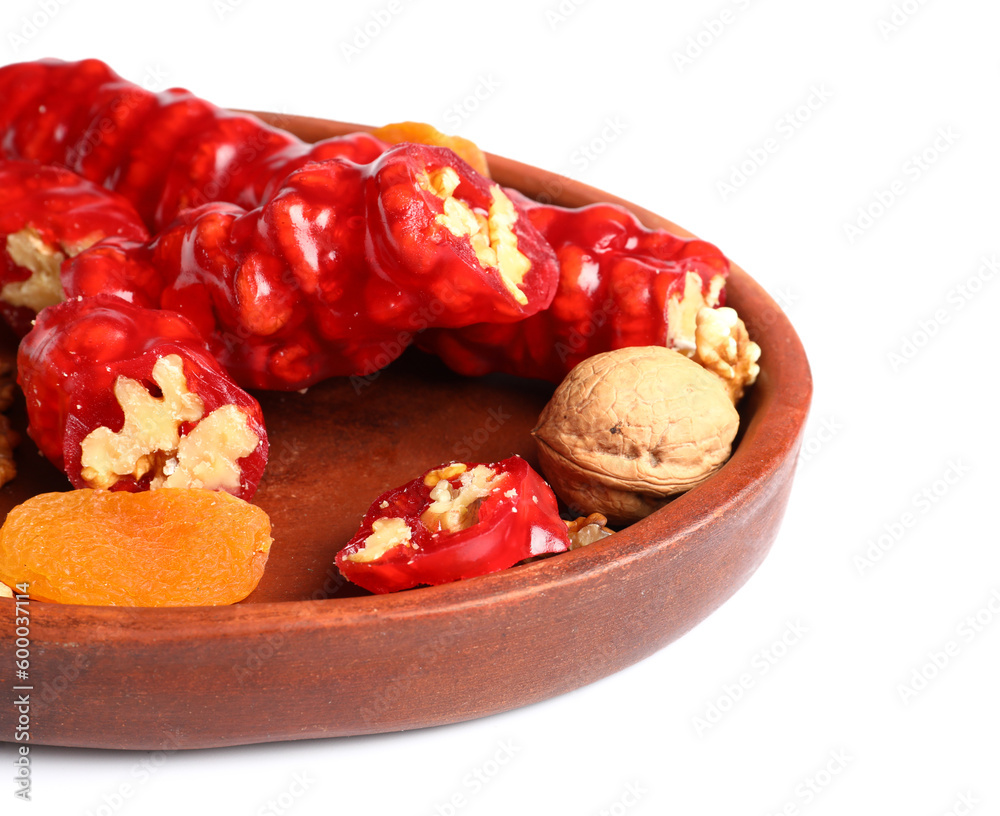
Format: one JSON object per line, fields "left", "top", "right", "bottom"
{"left": 691, "top": 306, "right": 761, "bottom": 402}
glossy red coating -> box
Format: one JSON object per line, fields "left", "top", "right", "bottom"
{"left": 60, "top": 236, "right": 162, "bottom": 309}
{"left": 0, "top": 58, "right": 389, "bottom": 229}
{"left": 0, "top": 159, "right": 148, "bottom": 335}
{"left": 156, "top": 160, "right": 400, "bottom": 389}
{"left": 336, "top": 455, "right": 570, "bottom": 593}
{"left": 420, "top": 190, "right": 731, "bottom": 381}
{"left": 16, "top": 295, "right": 268, "bottom": 499}
{"left": 63, "top": 146, "right": 560, "bottom": 391}
{"left": 364, "top": 144, "right": 559, "bottom": 328}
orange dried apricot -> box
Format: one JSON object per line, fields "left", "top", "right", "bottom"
{"left": 371, "top": 121, "right": 491, "bottom": 178}
{"left": 0, "top": 488, "right": 272, "bottom": 607}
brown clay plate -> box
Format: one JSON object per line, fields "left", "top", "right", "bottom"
{"left": 0, "top": 115, "right": 812, "bottom": 750}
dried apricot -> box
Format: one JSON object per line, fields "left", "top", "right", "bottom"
{"left": 0, "top": 488, "right": 272, "bottom": 606}
{"left": 371, "top": 121, "right": 491, "bottom": 178}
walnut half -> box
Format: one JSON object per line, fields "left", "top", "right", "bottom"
{"left": 533, "top": 346, "right": 739, "bottom": 525}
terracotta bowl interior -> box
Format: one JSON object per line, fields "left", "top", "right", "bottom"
{"left": 0, "top": 114, "right": 812, "bottom": 749}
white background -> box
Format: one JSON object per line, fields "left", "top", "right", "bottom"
{"left": 3, "top": 0, "right": 1000, "bottom": 814}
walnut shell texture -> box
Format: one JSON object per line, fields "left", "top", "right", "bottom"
{"left": 533, "top": 346, "right": 739, "bottom": 525}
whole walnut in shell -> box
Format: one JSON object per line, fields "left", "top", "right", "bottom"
{"left": 533, "top": 346, "right": 739, "bottom": 526}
